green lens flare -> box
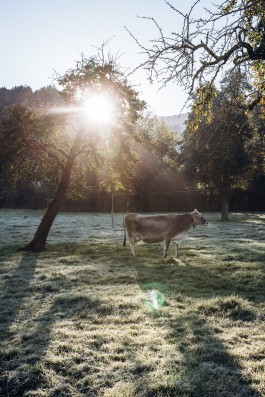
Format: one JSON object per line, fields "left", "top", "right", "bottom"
{"left": 145, "top": 289, "right": 165, "bottom": 310}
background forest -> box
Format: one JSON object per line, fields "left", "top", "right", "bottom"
{"left": 0, "top": 74, "right": 264, "bottom": 216}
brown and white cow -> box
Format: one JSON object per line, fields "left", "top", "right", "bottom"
{"left": 123, "top": 209, "right": 208, "bottom": 258}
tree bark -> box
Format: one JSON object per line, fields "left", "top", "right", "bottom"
{"left": 221, "top": 194, "right": 229, "bottom": 221}
{"left": 18, "top": 131, "right": 83, "bottom": 252}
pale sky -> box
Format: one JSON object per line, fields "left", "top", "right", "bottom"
{"left": 0, "top": 0, "right": 209, "bottom": 116}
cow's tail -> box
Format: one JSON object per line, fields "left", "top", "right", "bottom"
{"left": 122, "top": 215, "right": 126, "bottom": 246}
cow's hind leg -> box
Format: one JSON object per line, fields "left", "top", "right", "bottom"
{"left": 174, "top": 242, "right": 179, "bottom": 258}
{"left": 129, "top": 241, "right": 136, "bottom": 256}
{"left": 128, "top": 233, "right": 136, "bottom": 256}
{"left": 123, "top": 228, "right": 126, "bottom": 246}
{"left": 163, "top": 238, "right": 170, "bottom": 258}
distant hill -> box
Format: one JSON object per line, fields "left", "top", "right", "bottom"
{"left": 160, "top": 113, "right": 188, "bottom": 134}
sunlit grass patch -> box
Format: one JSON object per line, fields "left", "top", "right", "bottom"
{"left": 195, "top": 295, "right": 257, "bottom": 321}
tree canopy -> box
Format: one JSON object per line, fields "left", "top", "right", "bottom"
{"left": 181, "top": 69, "right": 253, "bottom": 219}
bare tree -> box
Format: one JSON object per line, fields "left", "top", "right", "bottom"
{"left": 128, "top": 0, "right": 265, "bottom": 116}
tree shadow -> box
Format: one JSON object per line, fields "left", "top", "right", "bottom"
{"left": 138, "top": 312, "right": 261, "bottom": 397}
{"left": 0, "top": 242, "right": 263, "bottom": 396}
{"left": 0, "top": 287, "right": 114, "bottom": 396}
{"left": 0, "top": 245, "right": 24, "bottom": 262}
{"left": 131, "top": 258, "right": 262, "bottom": 396}
{"left": 0, "top": 253, "right": 39, "bottom": 339}
{"left": 0, "top": 252, "right": 39, "bottom": 396}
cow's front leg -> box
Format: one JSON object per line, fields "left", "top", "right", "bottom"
{"left": 163, "top": 238, "right": 170, "bottom": 258}
{"left": 129, "top": 241, "right": 136, "bottom": 256}
{"left": 174, "top": 242, "right": 179, "bottom": 258}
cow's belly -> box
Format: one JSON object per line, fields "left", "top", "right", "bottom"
{"left": 136, "top": 233, "right": 163, "bottom": 243}
{"left": 172, "top": 232, "right": 187, "bottom": 244}
{"left": 142, "top": 238, "right": 161, "bottom": 243}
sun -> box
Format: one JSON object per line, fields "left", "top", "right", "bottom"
{"left": 82, "top": 93, "right": 114, "bottom": 124}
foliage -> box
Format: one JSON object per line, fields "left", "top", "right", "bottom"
{"left": 55, "top": 51, "right": 147, "bottom": 195}
{"left": 0, "top": 105, "right": 63, "bottom": 198}
{"left": 65, "top": 113, "right": 181, "bottom": 199}
{"left": 247, "top": 105, "right": 265, "bottom": 178}
{"left": 1, "top": 54, "right": 264, "bottom": 213}
{"left": 0, "top": 50, "right": 148, "bottom": 205}
{"left": 0, "top": 86, "right": 69, "bottom": 200}
{"left": 181, "top": 70, "right": 253, "bottom": 211}
{"left": 0, "top": 53, "right": 183, "bottom": 208}
{"left": 57, "top": 52, "right": 146, "bottom": 123}
{"left": 132, "top": 114, "right": 181, "bottom": 194}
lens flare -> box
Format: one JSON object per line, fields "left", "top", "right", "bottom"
{"left": 83, "top": 94, "right": 113, "bottom": 123}
{"left": 145, "top": 289, "right": 165, "bottom": 310}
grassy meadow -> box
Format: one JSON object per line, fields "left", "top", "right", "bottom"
{"left": 0, "top": 209, "right": 265, "bottom": 397}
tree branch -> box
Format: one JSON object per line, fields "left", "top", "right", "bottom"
{"left": 128, "top": 0, "right": 265, "bottom": 112}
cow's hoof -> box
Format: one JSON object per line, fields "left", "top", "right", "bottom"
{"left": 173, "top": 258, "right": 186, "bottom": 266}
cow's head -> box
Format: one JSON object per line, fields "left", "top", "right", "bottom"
{"left": 191, "top": 209, "right": 208, "bottom": 226}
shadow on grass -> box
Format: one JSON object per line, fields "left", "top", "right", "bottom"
{"left": 0, "top": 242, "right": 122, "bottom": 396}
{"left": 0, "top": 241, "right": 263, "bottom": 396}
{"left": 0, "top": 253, "right": 39, "bottom": 338}
{"left": 146, "top": 314, "right": 261, "bottom": 397}
{"left": 132, "top": 259, "right": 262, "bottom": 396}
{"left": 0, "top": 245, "right": 23, "bottom": 261}
{"left": 0, "top": 290, "right": 114, "bottom": 396}
{"left": 0, "top": 253, "right": 39, "bottom": 396}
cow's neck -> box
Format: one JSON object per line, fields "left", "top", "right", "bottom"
{"left": 190, "top": 214, "right": 195, "bottom": 228}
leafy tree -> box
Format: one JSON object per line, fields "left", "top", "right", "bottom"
{"left": 133, "top": 114, "right": 180, "bottom": 191}
{"left": 130, "top": 0, "right": 265, "bottom": 120}
{"left": 0, "top": 104, "right": 62, "bottom": 202}
{"left": 181, "top": 70, "right": 253, "bottom": 220}
{"left": 244, "top": 105, "right": 265, "bottom": 208}
{"left": 0, "top": 51, "right": 146, "bottom": 252}
{"left": 247, "top": 105, "right": 265, "bottom": 178}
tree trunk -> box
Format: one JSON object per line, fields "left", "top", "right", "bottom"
{"left": 221, "top": 194, "right": 229, "bottom": 221}
{"left": 18, "top": 131, "right": 83, "bottom": 252}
